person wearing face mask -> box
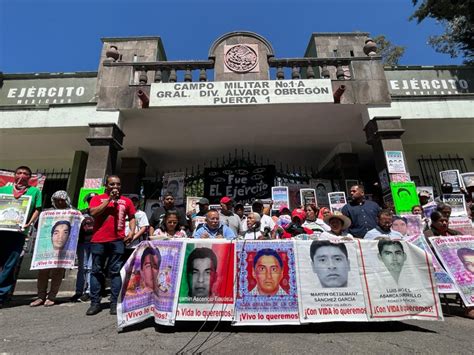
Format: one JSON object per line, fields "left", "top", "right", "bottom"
{"left": 30, "top": 190, "right": 74, "bottom": 307}
{"left": 0, "top": 166, "right": 42, "bottom": 308}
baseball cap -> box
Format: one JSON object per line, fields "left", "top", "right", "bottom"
{"left": 198, "top": 198, "right": 210, "bottom": 205}
{"left": 220, "top": 196, "right": 232, "bottom": 204}
{"left": 291, "top": 208, "right": 306, "bottom": 222}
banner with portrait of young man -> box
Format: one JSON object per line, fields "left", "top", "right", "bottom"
{"left": 234, "top": 240, "right": 299, "bottom": 325}
{"left": 176, "top": 240, "right": 235, "bottom": 321}
{"left": 117, "top": 240, "right": 186, "bottom": 329}
{"left": 405, "top": 235, "right": 458, "bottom": 294}
{"left": 295, "top": 239, "right": 368, "bottom": 323}
{"left": 357, "top": 239, "right": 443, "bottom": 321}
{"left": 430, "top": 236, "right": 474, "bottom": 307}
{"left": 30, "top": 209, "right": 82, "bottom": 269}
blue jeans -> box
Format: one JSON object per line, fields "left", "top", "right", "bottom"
{"left": 90, "top": 240, "right": 124, "bottom": 305}
{"left": 0, "top": 232, "right": 25, "bottom": 302}
{"left": 75, "top": 242, "right": 92, "bottom": 295}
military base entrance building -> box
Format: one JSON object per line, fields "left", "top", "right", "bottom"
{"left": 1, "top": 31, "right": 473, "bottom": 208}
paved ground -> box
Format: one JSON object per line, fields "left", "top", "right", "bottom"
{"left": 1, "top": 294, "right": 473, "bottom": 354}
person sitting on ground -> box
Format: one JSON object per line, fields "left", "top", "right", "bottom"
{"left": 152, "top": 210, "right": 187, "bottom": 239}
{"left": 364, "top": 209, "right": 403, "bottom": 240}
{"left": 193, "top": 209, "right": 235, "bottom": 239}
{"left": 423, "top": 211, "right": 462, "bottom": 238}
{"left": 241, "top": 212, "right": 271, "bottom": 240}
{"left": 303, "top": 203, "right": 329, "bottom": 235}
{"left": 319, "top": 213, "right": 353, "bottom": 239}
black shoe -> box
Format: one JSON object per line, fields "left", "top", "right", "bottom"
{"left": 70, "top": 293, "right": 82, "bottom": 302}
{"left": 79, "top": 293, "right": 91, "bottom": 302}
{"left": 86, "top": 304, "right": 102, "bottom": 316}
{"left": 109, "top": 304, "right": 117, "bottom": 315}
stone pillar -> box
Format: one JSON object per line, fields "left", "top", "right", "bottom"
{"left": 120, "top": 157, "right": 147, "bottom": 194}
{"left": 84, "top": 123, "right": 124, "bottom": 182}
{"left": 66, "top": 151, "right": 88, "bottom": 206}
{"left": 364, "top": 116, "right": 409, "bottom": 204}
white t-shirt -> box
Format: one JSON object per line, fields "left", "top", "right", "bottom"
{"left": 126, "top": 209, "right": 150, "bottom": 248}
{"left": 241, "top": 214, "right": 276, "bottom": 232}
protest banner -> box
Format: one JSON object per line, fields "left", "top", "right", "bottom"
{"left": 328, "top": 192, "right": 346, "bottom": 213}
{"left": 460, "top": 172, "right": 474, "bottom": 190}
{"left": 430, "top": 236, "right": 474, "bottom": 307}
{"left": 439, "top": 170, "right": 463, "bottom": 193}
{"left": 449, "top": 216, "right": 474, "bottom": 236}
{"left": 162, "top": 172, "right": 185, "bottom": 206}
{"left": 117, "top": 240, "right": 186, "bottom": 328}
{"left": 30, "top": 209, "right": 82, "bottom": 269}
{"left": 405, "top": 235, "right": 457, "bottom": 294}
{"left": 204, "top": 166, "right": 275, "bottom": 205}
{"left": 295, "top": 239, "right": 368, "bottom": 323}
{"left": 271, "top": 186, "right": 289, "bottom": 211}
{"left": 0, "top": 169, "right": 46, "bottom": 191}
{"left": 442, "top": 194, "right": 467, "bottom": 217}
{"left": 176, "top": 240, "right": 235, "bottom": 321}
{"left": 309, "top": 179, "right": 332, "bottom": 207}
{"left": 77, "top": 187, "right": 105, "bottom": 211}
{"left": 385, "top": 151, "right": 406, "bottom": 174}
{"left": 403, "top": 214, "right": 424, "bottom": 236}
{"left": 186, "top": 196, "right": 201, "bottom": 214}
{"left": 300, "top": 189, "right": 317, "bottom": 206}
{"left": 390, "top": 182, "right": 420, "bottom": 215}
{"left": 285, "top": 183, "right": 309, "bottom": 210}
{"left": 234, "top": 240, "right": 299, "bottom": 325}
{"left": 0, "top": 194, "right": 32, "bottom": 231}
{"left": 357, "top": 239, "right": 443, "bottom": 321}
{"left": 416, "top": 186, "right": 434, "bottom": 203}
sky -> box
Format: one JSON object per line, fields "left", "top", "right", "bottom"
{"left": 0, "top": 0, "right": 465, "bottom": 74}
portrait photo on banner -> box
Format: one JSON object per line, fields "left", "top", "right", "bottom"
{"left": 295, "top": 240, "right": 368, "bottom": 323}
{"left": 30, "top": 209, "right": 82, "bottom": 269}
{"left": 176, "top": 240, "right": 235, "bottom": 321}
{"left": 117, "top": 240, "right": 185, "bottom": 328}
{"left": 430, "top": 236, "right": 474, "bottom": 307}
{"left": 234, "top": 240, "right": 299, "bottom": 325}
{"left": 357, "top": 240, "right": 442, "bottom": 321}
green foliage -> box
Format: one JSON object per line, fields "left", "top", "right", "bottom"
{"left": 411, "top": 0, "right": 473, "bottom": 64}
{"left": 374, "top": 35, "right": 406, "bottom": 66}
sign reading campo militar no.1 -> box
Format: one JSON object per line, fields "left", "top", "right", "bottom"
{"left": 149, "top": 79, "right": 333, "bottom": 107}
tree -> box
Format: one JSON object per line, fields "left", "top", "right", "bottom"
{"left": 410, "top": 0, "right": 473, "bottom": 64}
{"left": 374, "top": 35, "right": 406, "bottom": 66}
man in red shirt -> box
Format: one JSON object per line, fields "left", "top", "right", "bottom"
{"left": 86, "top": 175, "right": 136, "bottom": 316}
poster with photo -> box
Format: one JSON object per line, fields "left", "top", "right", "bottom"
{"left": 300, "top": 189, "right": 317, "bottom": 206}
{"left": 449, "top": 217, "right": 474, "bottom": 236}
{"left": 186, "top": 196, "right": 201, "bottom": 214}
{"left": 117, "top": 240, "right": 186, "bottom": 328}
{"left": 162, "top": 172, "right": 185, "bottom": 206}
{"left": 145, "top": 199, "right": 161, "bottom": 219}
{"left": 403, "top": 214, "right": 424, "bottom": 236}
{"left": 285, "top": 183, "right": 309, "bottom": 210}
{"left": 0, "top": 194, "right": 32, "bottom": 231}
{"left": 405, "top": 235, "right": 457, "bottom": 294}
{"left": 309, "top": 179, "right": 332, "bottom": 207}
{"left": 271, "top": 186, "right": 289, "bottom": 211}
{"left": 357, "top": 239, "right": 443, "bottom": 321}
{"left": 295, "top": 240, "right": 367, "bottom": 323}
{"left": 77, "top": 187, "right": 105, "bottom": 211}
{"left": 30, "top": 209, "right": 82, "bottom": 269}
{"left": 328, "top": 192, "right": 347, "bottom": 213}
{"left": 176, "top": 240, "right": 235, "bottom": 321}
{"left": 390, "top": 182, "right": 420, "bottom": 215}
{"left": 442, "top": 194, "right": 467, "bottom": 217}
{"left": 460, "top": 173, "right": 474, "bottom": 190}
{"left": 234, "top": 240, "right": 299, "bottom": 325}
{"left": 385, "top": 151, "right": 406, "bottom": 174}
{"left": 439, "top": 170, "right": 463, "bottom": 193}
{"left": 430, "top": 236, "right": 474, "bottom": 307}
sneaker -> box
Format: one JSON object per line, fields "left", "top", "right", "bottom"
{"left": 79, "top": 293, "right": 91, "bottom": 302}
{"left": 109, "top": 304, "right": 117, "bottom": 315}
{"left": 86, "top": 304, "right": 102, "bottom": 316}
{"left": 70, "top": 293, "right": 82, "bottom": 302}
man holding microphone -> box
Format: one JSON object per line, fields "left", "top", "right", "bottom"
{"left": 86, "top": 175, "right": 136, "bottom": 316}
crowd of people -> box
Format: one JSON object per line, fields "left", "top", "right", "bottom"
{"left": 0, "top": 165, "right": 473, "bottom": 320}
